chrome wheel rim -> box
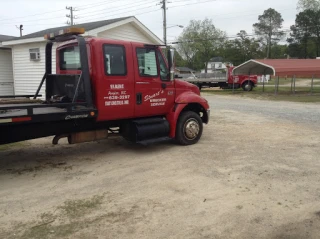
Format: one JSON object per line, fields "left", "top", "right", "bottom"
{"left": 183, "top": 118, "right": 200, "bottom": 140}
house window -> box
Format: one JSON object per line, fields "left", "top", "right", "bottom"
{"left": 103, "top": 45, "right": 127, "bottom": 76}
{"left": 137, "top": 48, "right": 158, "bottom": 77}
{"left": 29, "top": 48, "right": 40, "bottom": 61}
{"left": 219, "top": 63, "right": 222, "bottom": 68}
{"left": 59, "top": 46, "right": 81, "bottom": 70}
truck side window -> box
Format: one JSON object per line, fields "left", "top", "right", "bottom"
{"left": 60, "top": 46, "right": 81, "bottom": 70}
{"left": 103, "top": 45, "right": 126, "bottom": 76}
{"left": 137, "top": 48, "right": 158, "bottom": 77}
{"left": 157, "top": 50, "right": 169, "bottom": 81}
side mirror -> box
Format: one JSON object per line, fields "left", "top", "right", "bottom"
{"left": 167, "top": 48, "right": 175, "bottom": 81}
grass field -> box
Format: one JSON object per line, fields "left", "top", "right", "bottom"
{"left": 257, "top": 77, "right": 320, "bottom": 86}
{"left": 202, "top": 86, "right": 320, "bottom": 103}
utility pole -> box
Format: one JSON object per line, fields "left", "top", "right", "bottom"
{"left": 161, "top": 0, "right": 167, "bottom": 45}
{"left": 16, "top": 24, "right": 23, "bottom": 37}
{"left": 66, "top": 6, "right": 77, "bottom": 25}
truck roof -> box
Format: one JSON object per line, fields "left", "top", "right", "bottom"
{"left": 56, "top": 36, "right": 160, "bottom": 49}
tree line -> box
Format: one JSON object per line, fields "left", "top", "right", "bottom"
{"left": 175, "top": 0, "right": 320, "bottom": 71}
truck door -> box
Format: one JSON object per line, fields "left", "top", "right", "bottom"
{"left": 97, "top": 43, "right": 135, "bottom": 121}
{"left": 134, "top": 46, "right": 175, "bottom": 117}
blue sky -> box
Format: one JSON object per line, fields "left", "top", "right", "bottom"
{"left": 0, "top": 0, "right": 299, "bottom": 42}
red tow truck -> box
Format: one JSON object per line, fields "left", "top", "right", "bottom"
{"left": 185, "top": 66, "right": 258, "bottom": 91}
{"left": 0, "top": 28, "right": 210, "bottom": 146}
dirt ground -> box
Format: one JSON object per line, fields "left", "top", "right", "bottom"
{"left": 1, "top": 95, "right": 320, "bottom": 239}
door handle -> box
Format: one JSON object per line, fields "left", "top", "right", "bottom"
{"left": 136, "top": 82, "right": 150, "bottom": 85}
{"left": 161, "top": 83, "right": 167, "bottom": 89}
{"left": 136, "top": 93, "right": 142, "bottom": 105}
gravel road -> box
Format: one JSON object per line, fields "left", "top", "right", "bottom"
{"left": 0, "top": 95, "right": 320, "bottom": 239}
{"left": 205, "top": 94, "right": 320, "bottom": 126}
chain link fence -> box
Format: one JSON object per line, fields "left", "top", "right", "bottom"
{"left": 257, "top": 75, "right": 320, "bottom": 95}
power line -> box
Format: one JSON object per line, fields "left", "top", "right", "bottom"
{"left": 79, "top": 0, "right": 153, "bottom": 16}
{"left": 0, "top": 15, "right": 67, "bottom": 25}
{"left": 78, "top": 8, "right": 161, "bottom": 24}
{"left": 78, "top": 0, "right": 158, "bottom": 19}
{"left": 75, "top": 0, "right": 136, "bottom": 10}
{"left": 0, "top": 9, "right": 65, "bottom": 22}
{"left": 170, "top": 0, "right": 216, "bottom": 8}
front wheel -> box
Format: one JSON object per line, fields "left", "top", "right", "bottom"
{"left": 176, "top": 111, "right": 203, "bottom": 145}
{"left": 242, "top": 82, "right": 253, "bottom": 91}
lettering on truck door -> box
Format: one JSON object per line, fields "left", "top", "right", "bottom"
{"left": 97, "top": 43, "right": 135, "bottom": 121}
{"left": 134, "top": 45, "right": 175, "bottom": 117}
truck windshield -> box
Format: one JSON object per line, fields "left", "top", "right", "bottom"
{"left": 59, "top": 46, "right": 81, "bottom": 70}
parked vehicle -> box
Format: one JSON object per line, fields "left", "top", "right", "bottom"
{"left": 184, "top": 66, "right": 258, "bottom": 91}
{"left": 0, "top": 28, "right": 210, "bottom": 146}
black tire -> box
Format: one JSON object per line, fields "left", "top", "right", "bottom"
{"left": 242, "top": 81, "right": 253, "bottom": 91}
{"left": 197, "top": 84, "right": 202, "bottom": 91}
{"left": 176, "top": 111, "right": 203, "bottom": 145}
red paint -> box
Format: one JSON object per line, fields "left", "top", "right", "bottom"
{"left": 12, "top": 117, "right": 32, "bottom": 123}
{"left": 56, "top": 38, "right": 210, "bottom": 139}
{"left": 227, "top": 66, "right": 258, "bottom": 86}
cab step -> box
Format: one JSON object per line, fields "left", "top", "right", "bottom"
{"left": 137, "top": 137, "right": 171, "bottom": 145}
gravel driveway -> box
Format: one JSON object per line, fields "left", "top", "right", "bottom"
{"left": 0, "top": 95, "right": 320, "bottom": 239}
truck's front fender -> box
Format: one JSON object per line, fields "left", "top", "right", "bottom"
{"left": 166, "top": 92, "right": 210, "bottom": 138}
{"left": 175, "top": 91, "right": 207, "bottom": 104}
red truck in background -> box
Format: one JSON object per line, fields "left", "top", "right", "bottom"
{"left": 183, "top": 66, "right": 258, "bottom": 91}
{"left": 0, "top": 28, "right": 210, "bottom": 146}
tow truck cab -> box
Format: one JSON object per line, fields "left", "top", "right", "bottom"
{"left": 0, "top": 28, "right": 209, "bottom": 146}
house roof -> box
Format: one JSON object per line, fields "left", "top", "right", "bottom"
{"left": 0, "top": 34, "right": 16, "bottom": 42}
{"left": 176, "top": 67, "right": 195, "bottom": 72}
{"left": 2, "top": 16, "right": 163, "bottom": 46}
{"left": 16, "top": 17, "right": 131, "bottom": 40}
{"left": 210, "top": 57, "right": 224, "bottom": 62}
{"left": 233, "top": 59, "right": 320, "bottom": 76}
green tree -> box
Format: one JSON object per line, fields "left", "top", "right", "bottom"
{"left": 270, "top": 44, "right": 288, "bottom": 59}
{"left": 253, "top": 8, "right": 284, "bottom": 58}
{"left": 234, "top": 30, "right": 262, "bottom": 62}
{"left": 289, "top": 10, "right": 313, "bottom": 58}
{"left": 174, "top": 51, "right": 187, "bottom": 67}
{"left": 288, "top": 9, "right": 320, "bottom": 58}
{"left": 175, "top": 18, "right": 226, "bottom": 72}
{"left": 297, "top": 0, "right": 320, "bottom": 11}
{"left": 218, "top": 31, "right": 264, "bottom": 66}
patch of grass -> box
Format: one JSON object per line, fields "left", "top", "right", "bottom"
{"left": 3, "top": 194, "right": 106, "bottom": 239}
{"left": 40, "top": 212, "right": 57, "bottom": 222}
{"left": 58, "top": 195, "right": 104, "bottom": 218}
{"left": 202, "top": 87, "right": 320, "bottom": 103}
{"left": 20, "top": 221, "right": 77, "bottom": 239}
{"left": 0, "top": 142, "right": 25, "bottom": 152}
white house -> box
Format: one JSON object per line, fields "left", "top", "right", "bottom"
{"left": 0, "top": 35, "right": 16, "bottom": 95}
{"left": 1, "top": 16, "right": 163, "bottom": 97}
{"left": 201, "top": 57, "right": 233, "bottom": 73}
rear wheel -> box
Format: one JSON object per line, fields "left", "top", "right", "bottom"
{"left": 242, "top": 81, "right": 253, "bottom": 91}
{"left": 176, "top": 111, "right": 203, "bottom": 145}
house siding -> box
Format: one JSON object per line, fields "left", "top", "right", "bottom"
{"left": 12, "top": 42, "right": 56, "bottom": 96}
{"left": 97, "top": 23, "right": 153, "bottom": 43}
{"left": 0, "top": 48, "right": 14, "bottom": 95}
